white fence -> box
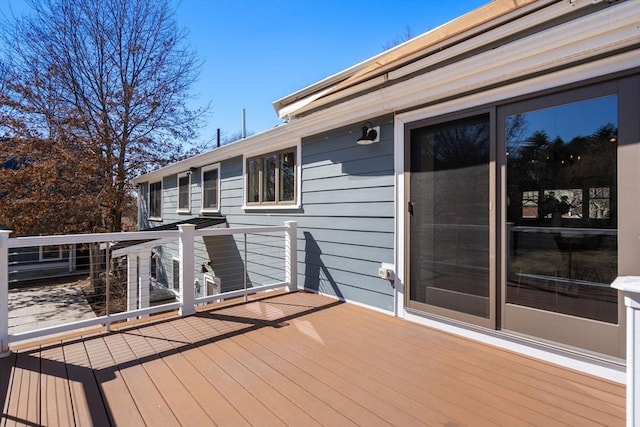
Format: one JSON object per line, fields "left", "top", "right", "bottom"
{"left": 0, "top": 221, "right": 297, "bottom": 355}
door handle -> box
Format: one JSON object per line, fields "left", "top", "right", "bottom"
{"left": 408, "top": 201, "right": 414, "bottom": 215}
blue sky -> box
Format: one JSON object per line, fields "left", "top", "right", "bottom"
{"left": 1, "top": 0, "right": 488, "bottom": 148}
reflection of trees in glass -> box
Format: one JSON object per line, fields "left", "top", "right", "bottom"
{"left": 421, "top": 119, "right": 490, "bottom": 169}
{"left": 263, "top": 155, "right": 277, "bottom": 202}
{"left": 507, "top": 108, "right": 617, "bottom": 226}
{"left": 247, "top": 159, "right": 260, "bottom": 203}
{"left": 280, "top": 151, "right": 295, "bottom": 202}
{"left": 178, "top": 175, "right": 189, "bottom": 209}
{"left": 411, "top": 115, "right": 489, "bottom": 225}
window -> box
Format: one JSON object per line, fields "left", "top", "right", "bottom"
{"left": 245, "top": 148, "right": 297, "bottom": 206}
{"left": 149, "top": 181, "right": 162, "bottom": 219}
{"left": 150, "top": 251, "right": 159, "bottom": 282}
{"left": 201, "top": 164, "right": 220, "bottom": 212}
{"left": 177, "top": 173, "right": 190, "bottom": 213}
{"left": 41, "top": 245, "right": 62, "bottom": 261}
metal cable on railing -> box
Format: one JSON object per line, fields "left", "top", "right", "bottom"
{"left": 1, "top": 221, "right": 297, "bottom": 350}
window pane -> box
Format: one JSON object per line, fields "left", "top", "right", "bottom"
{"left": 247, "top": 159, "right": 260, "bottom": 203}
{"left": 42, "top": 245, "right": 60, "bottom": 260}
{"left": 203, "top": 169, "right": 218, "bottom": 209}
{"left": 506, "top": 95, "right": 618, "bottom": 323}
{"left": 178, "top": 175, "right": 189, "bottom": 210}
{"left": 150, "top": 182, "right": 162, "bottom": 218}
{"left": 279, "top": 151, "right": 295, "bottom": 202}
{"left": 263, "top": 154, "right": 276, "bottom": 202}
{"left": 410, "top": 115, "right": 490, "bottom": 318}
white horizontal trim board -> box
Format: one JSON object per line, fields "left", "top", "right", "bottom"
{"left": 8, "top": 301, "right": 183, "bottom": 344}
{"left": 8, "top": 230, "right": 181, "bottom": 248}
{"left": 194, "top": 226, "right": 287, "bottom": 237}
{"left": 387, "top": 0, "right": 636, "bottom": 81}
{"left": 194, "top": 282, "right": 289, "bottom": 306}
{"left": 401, "top": 310, "right": 626, "bottom": 384}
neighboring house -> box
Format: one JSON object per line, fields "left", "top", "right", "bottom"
{"left": 7, "top": 244, "right": 89, "bottom": 283}
{"left": 133, "top": 0, "right": 640, "bottom": 377}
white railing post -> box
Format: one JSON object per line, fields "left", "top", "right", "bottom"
{"left": 127, "top": 253, "right": 138, "bottom": 313}
{"left": 284, "top": 221, "right": 298, "bottom": 291}
{"left": 178, "top": 224, "right": 196, "bottom": 316}
{"left": 138, "top": 251, "right": 150, "bottom": 313}
{"left": 1, "top": 230, "right": 11, "bottom": 357}
{"left": 612, "top": 276, "right": 640, "bottom": 427}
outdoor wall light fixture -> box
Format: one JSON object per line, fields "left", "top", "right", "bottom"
{"left": 356, "top": 121, "right": 379, "bottom": 145}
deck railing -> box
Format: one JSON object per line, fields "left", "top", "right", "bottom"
{"left": 0, "top": 221, "right": 297, "bottom": 356}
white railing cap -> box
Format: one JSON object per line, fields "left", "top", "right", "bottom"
{"left": 611, "top": 276, "right": 640, "bottom": 294}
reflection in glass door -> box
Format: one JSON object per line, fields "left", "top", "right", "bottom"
{"left": 502, "top": 93, "right": 620, "bottom": 356}
{"left": 505, "top": 96, "right": 618, "bottom": 322}
{"left": 408, "top": 114, "right": 492, "bottom": 325}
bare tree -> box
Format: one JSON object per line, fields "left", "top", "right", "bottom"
{"left": 382, "top": 26, "right": 415, "bottom": 50}
{"left": 0, "top": 0, "right": 205, "bottom": 233}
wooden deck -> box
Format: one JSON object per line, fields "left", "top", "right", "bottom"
{"left": 1, "top": 291, "right": 625, "bottom": 426}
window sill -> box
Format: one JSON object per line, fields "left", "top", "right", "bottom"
{"left": 148, "top": 217, "right": 162, "bottom": 222}
{"left": 242, "top": 203, "right": 301, "bottom": 212}
{"left": 176, "top": 209, "right": 191, "bottom": 215}
{"left": 200, "top": 209, "right": 221, "bottom": 215}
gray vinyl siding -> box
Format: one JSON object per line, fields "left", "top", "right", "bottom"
{"left": 216, "top": 115, "right": 395, "bottom": 312}
{"left": 141, "top": 115, "right": 395, "bottom": 311}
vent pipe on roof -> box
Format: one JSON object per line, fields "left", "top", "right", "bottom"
{"left": 241, "top": 108, "right": 246, "bottom": 139}
{"left": 216, "top": 128, "right": 220, "bottom": 147}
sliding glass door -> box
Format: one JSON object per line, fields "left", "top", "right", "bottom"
{"left": 500, "top": 86, "right": 621, "bottom": 356}
{"left": 407, "top": 113, "right": 495, "bottom": 327}
{"left": 405, "top": 78, "right": 634, "bottom": 357}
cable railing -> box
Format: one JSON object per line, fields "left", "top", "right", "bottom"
{"left": 0, "top": 221, "right": 297, "bottom": 354}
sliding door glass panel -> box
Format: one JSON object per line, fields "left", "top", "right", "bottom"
{"left": 410, "top": 115, "right": 490, "bottom": 318}
{"left": 505, "top": 95, "right": 618, "bottom": 323}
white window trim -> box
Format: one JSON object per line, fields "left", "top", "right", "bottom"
{"left": 242, "top": 139, "right": 301, "bottom": 210}
{"left": 204, "top": 273, "right": 221, "bottom": 296}
{"left": 40, "top": 245, "right": 62, "bottom": 261}
{"left": 200, "top": 163, "right": 221, "bottom": 214}
{"left": 176, "top": 172, "right": 191, "bottom": 214}
{"left": 148, "top": 180, "right": 163, "bottom": 221}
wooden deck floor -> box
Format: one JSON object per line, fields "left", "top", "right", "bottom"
{"left": 1, "top": 291, "right": 626, "bottom": 426}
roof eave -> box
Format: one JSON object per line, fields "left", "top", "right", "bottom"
{"left": 272, "top": 0, "right": 546, "bottom": 120}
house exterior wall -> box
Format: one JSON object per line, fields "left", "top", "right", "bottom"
{"left": 137, "top": 116, "right": 396, "bottom": 311}
{"left": 218, "top": 116, "right": 396, "bottom": 311}
{"left": 133, "top": 0, "right": 639, "bottom": 380}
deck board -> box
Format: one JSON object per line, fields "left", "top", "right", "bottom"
{"left": 1, "top": 291, "right": 626, "bottom": 426}
{"left": 102, "top": 332, "right": 181, "bottom": 426}
{"left": 305, "top": 303, "right": 594, "bottom": 425}
{"left": 40, "top": 343, "right": 74, "bottom": 427}
{"left": 82, "top": 336, "right": 145, "bottom": 426}
{"left": 61, "top": 339, "right": 110, "bottom": 426}
{"left": 331, "top": 300, "right": 625, "bottom": 425}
